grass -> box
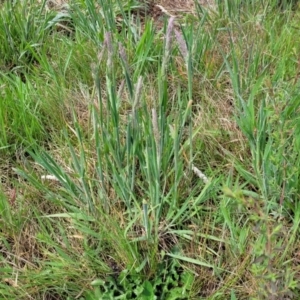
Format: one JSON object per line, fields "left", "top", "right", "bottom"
{"left": 1, "top": 0, "right": 300, "bottom": 299}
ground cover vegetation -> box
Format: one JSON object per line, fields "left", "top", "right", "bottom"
{"left": 0, "top": 0, "right": 300, "bottom": 299}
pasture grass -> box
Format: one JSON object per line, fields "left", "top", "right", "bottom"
{"left": 1, "top": 0, "right": 300, "bottom": 299}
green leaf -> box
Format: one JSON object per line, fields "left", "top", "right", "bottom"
{"left": 139, "top": 281, "right": 155, "bottom": 300}
{"left": 166, "top": 253, "right": 217, "bottom": 271}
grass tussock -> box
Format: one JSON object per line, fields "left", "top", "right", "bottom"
{"left": 1, "top": 0, "right": 300, "bottom": 299}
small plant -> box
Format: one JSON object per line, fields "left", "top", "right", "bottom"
{"left": 88, "top": 258, "right": 193, "bottom": 299}
{"left": 223, "top": 185, "right": 298, "bottom": 299}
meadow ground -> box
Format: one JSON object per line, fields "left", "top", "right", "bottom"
{"left": 1, "top": 0, "right": 300, "bottom": 299}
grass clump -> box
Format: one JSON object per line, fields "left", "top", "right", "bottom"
{"left": 1, "top": 0, "right": 300, "bottom": 299}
